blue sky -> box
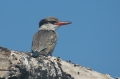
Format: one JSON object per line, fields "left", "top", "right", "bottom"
{"left": 0, "top": 0, "right": 120, "bottom": 78}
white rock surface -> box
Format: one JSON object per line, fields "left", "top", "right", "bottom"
{"left": 0, "top": 46, "right": 115, "bottom": 79}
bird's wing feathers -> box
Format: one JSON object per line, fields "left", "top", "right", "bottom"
{"left": 32, "top": 30, "right": 57, "bottom": 54}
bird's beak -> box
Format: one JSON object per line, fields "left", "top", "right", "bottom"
{"left": 55, "top": 21, "right": 72, "bottom": 26}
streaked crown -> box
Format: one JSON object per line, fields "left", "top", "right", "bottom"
{"left": 39, "top": 17, "right": 59, "bottom": 27}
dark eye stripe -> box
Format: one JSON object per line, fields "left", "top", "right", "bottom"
{"left": 49, "top": 21, "right": 56, "bottom": 24}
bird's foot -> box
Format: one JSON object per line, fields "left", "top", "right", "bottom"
{"left": 49, "top": 53, "right": 52, "bottom": 56}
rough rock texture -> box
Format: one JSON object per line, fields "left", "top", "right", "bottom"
{"left": 0, "top": 46, "right": 115, "bottom": 79}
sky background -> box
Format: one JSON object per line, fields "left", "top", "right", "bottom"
{"left": 0, "top": 0, "right": 120, "bottom": 78}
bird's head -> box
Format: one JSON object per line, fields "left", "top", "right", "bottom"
{"left": 39, "top": 17, "right": 72, "bottom": 31}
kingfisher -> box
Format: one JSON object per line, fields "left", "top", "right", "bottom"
{"left": 31, "top": 17, "right": 71, "bottom": 57}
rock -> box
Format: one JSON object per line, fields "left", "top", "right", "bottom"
{"left": 0, "top": 46, "right": 114, "bottom": 79}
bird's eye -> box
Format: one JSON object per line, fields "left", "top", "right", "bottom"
{"left": 49, "top": 21, "right": 56, "bottom": 24}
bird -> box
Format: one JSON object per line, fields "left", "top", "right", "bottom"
{"left": 31, "top": 16, "right": 71, "bottom": 57}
